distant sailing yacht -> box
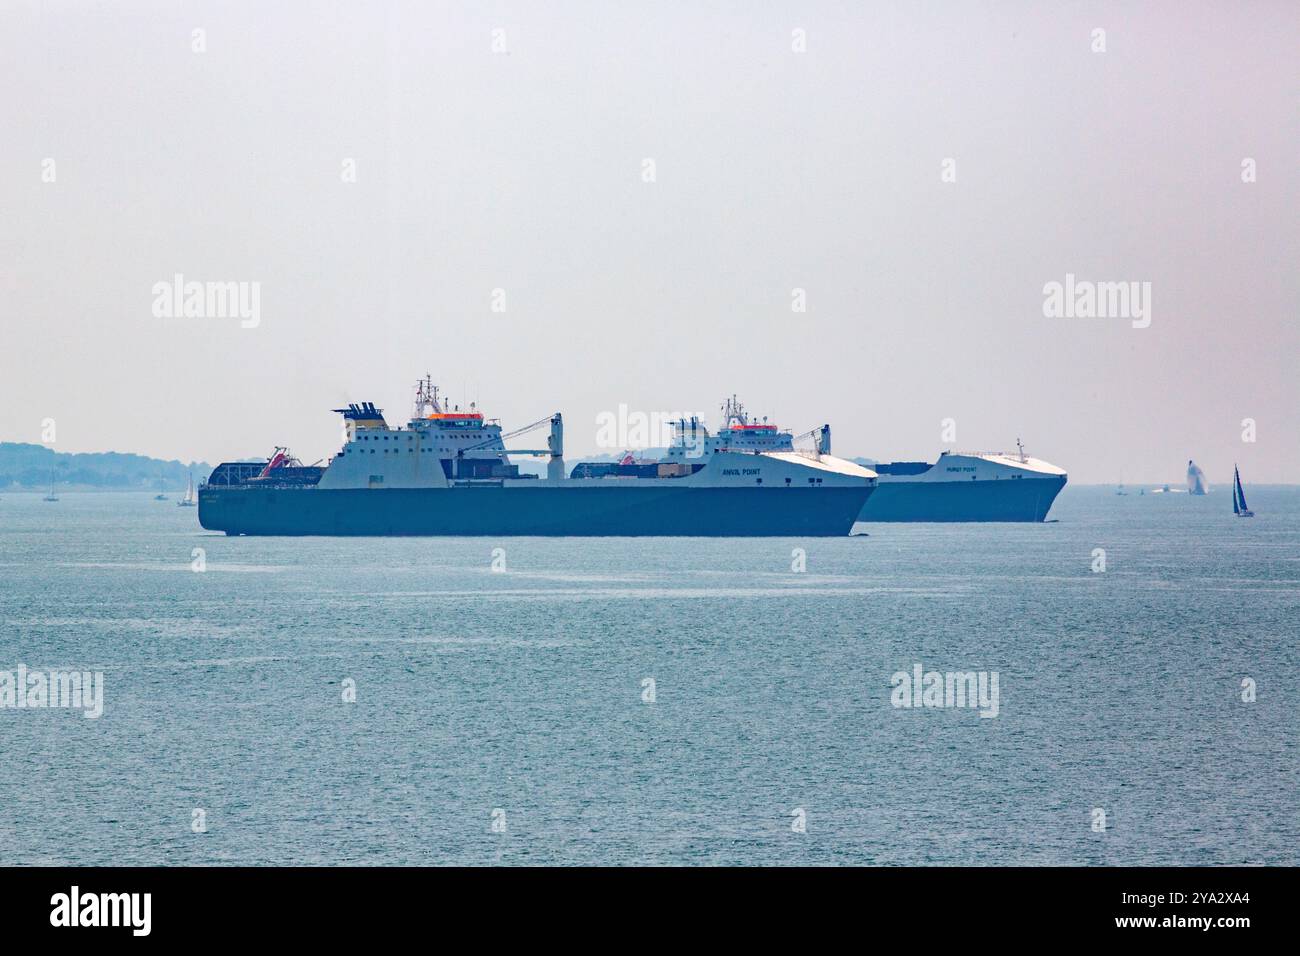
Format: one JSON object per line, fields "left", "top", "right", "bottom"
{"left": 43, "top": 468, "right": 59, "bottom": 502}
{"left": 1116, "top": 483, "right": 1128, "bottom": 496}
{"left": 154, "top": 468, "right": 168, "bottom": 501}
{"left": 177, "top": 471, "right": 196, "bottom": 507}
{"left": 1231, "top": 464, "right": 1254, "bottom": 518}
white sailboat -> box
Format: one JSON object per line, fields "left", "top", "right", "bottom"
{"left": 178, "top": 471, "right": 196, "bottom": 507}
{"left": 43, "top": 467, "right": 59, "bottom": 502}
{"left": 1232, "top": 464, "right": 1254, "bottom": 518}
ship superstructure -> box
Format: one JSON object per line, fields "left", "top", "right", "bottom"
{"left": 197, "top": 378, "right": 877, "bottom": 536}
{"left": 572, "top": 397, "right": 831, "bottom": 479}
{"left": 316, "top": 376, "right": 552, "bottom": 489}
{"left": 661, "top": 396, "right": 831, "bottom": 461}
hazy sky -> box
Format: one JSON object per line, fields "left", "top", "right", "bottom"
{"left": 2, "top": 1, "right": 1296, "bottom": 484}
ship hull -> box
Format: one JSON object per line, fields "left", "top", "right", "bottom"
{"left": 199, "top": 484, "right": 874, "bottom": 537}
{"left": 856, "top": 476, "right": 1066, "bottom": 522}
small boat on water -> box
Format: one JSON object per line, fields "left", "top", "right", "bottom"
{"left": 154, "top": 468, "right": 168, "bottom": 501}
{"left": 1116, "top": 483, "right": 1128, "bottom": 496}
{"left": 43, "top": 468, "right": 59, "bottom": 502}
{"left": 1232, "top": 464, "right": 1254, "bottom": 518}
{"left": 178, "top": 471, "right": 196, "bottom": 507}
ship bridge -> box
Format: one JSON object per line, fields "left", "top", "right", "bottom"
{"left": 664, "top": 396, "right": 798, "bottom": 461}
{"left": 319, "top": 376, "right": 565, "bottom": 487}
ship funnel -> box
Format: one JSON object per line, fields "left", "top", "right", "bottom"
{"left": 819, "top": 424, "right": 832, "bottom": 456}
{"left": 332, "top": 401, "right": 387, "bottom": 443}
{"left": 547, "top": 413, "right": 565, "bottom": 482}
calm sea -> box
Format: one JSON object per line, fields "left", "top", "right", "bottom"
{"left": 0, "top": 486, "right": 1296, "bottom": 865}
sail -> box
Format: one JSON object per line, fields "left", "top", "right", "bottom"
{"left": 1232, "top": 467, "right": 1240, "bottom": 514}
{"left": 1235, "top": 467, "right": 1248, "bottom": 512}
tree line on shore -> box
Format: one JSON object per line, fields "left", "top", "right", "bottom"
{"left": 0, "top": 442, "right": 213, "bottom": 490}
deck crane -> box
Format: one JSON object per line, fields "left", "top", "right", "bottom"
{"left": 458, "top": 412, "right": 566, "bottom": 482}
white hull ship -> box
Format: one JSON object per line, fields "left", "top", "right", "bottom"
{"left": 857, "top": 443, "right": 1068, "bottom": 522}
{"left": 580, "top": 398, "right": 1068, "bottom": 523}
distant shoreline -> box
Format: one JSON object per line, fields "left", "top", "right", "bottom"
{"left": 0, "top": 441, "right": 215, "bottom": 493}
{"left": 2, "top": 487, "right": 196, "bottom": 494}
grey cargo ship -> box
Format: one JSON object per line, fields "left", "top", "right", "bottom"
{"left": 197, "top": 379, "right": 877, "bottom": 536}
